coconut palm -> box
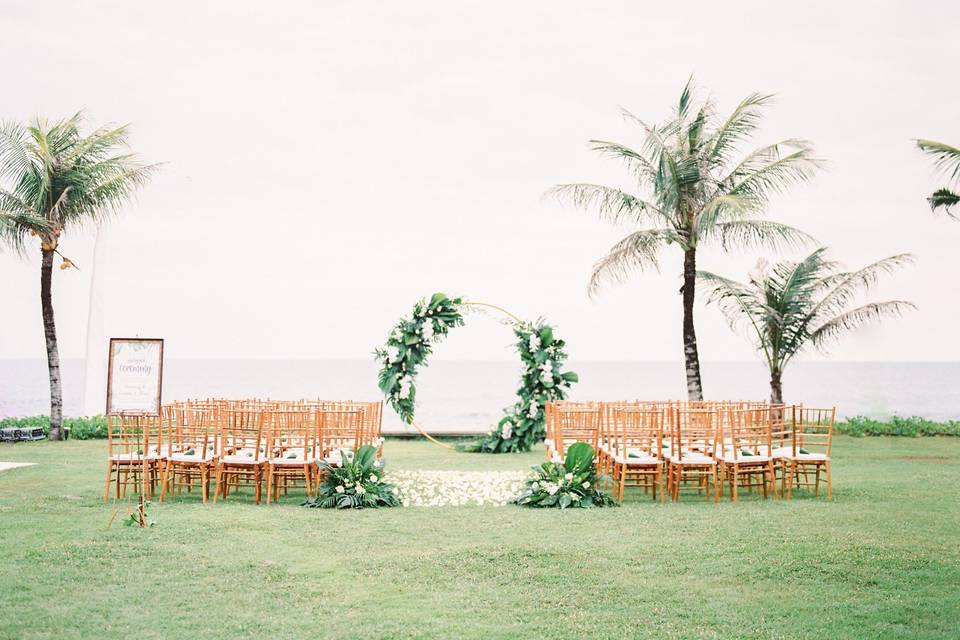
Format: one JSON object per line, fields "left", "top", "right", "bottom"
{"left": 916, "top": 139, "right": 960, "bottom": 218}
{"left": 549, "top": 79, "right": 820, "bottom": 400}
{"left": 0, "top": 114, "right": 157, "bottom": 440}
{"left": 697, "top": 248, "right": 915, "bottom": 404}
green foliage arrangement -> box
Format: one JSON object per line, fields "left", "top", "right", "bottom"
{"left": 303, "top": 445, "right": 401, "bottom": 509}
{"left": 375, "top": 293, "right": 465, "bottom": 424}
{"left": 0, "top": 415, "right": 108, "bottom": 439}
{"left": 375, "top": 293, "right": 578, "bottom": 454}
{"left": 837, "top": 416, "right": 960, "bottom": 438}
{"left": 464, "top": 322, "right": 578, "bottom": 453}
{"left": 514, "top": 442, "right": 617, "bottom": 509}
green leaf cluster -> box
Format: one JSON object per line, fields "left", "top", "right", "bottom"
{"left": 375, "top": 293, "right": 465, "bottom": 424}
{"left": 303, "top": 445, "right": 401, "bottom": 510}
{"left": 464, "top": 320, "right": 578, "bottom": 454}
{"left": 514, "top": 442, "right": 617, "bottom": 509}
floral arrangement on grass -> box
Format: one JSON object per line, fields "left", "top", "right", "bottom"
{"left": 464, "top": 321, "right": 578, "bottom": 453}
{"left": 515, "top": 442, "right": 617, "bottom": 509}
{"left": 374, "top": 292, "right": 578, "bottom": 454}
{"left": 375, "top": 293, "right": 465, "bottom": 424}
{"left": 303, "top": 445, "right": 401, "bottom": 509}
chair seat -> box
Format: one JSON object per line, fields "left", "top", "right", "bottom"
{"left": 791, "top": 452, "right": 829, "bottom": 462}
{"left": 221, "top": 455, "right": 266, "bottom": 465}
{"left": 612, "top": 452, "right": 661, "bottom": 465}
{"left": 269, "top": 456, "right": 316, "bottom": 466}
{"left": 668, "top": 453, "right": 717, "bottom": 466}
{"left": 169, "top": 452, "right": 214, "bottom": 463}
{"left": 111, "top": 453, "right": 146, "bottom": 462}
{"left": 721, "top": 454, "right": 771, "bottom": 464}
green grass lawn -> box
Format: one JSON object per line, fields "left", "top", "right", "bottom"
{"left": 1, "top": 437, "right": 958, "bottom": 640}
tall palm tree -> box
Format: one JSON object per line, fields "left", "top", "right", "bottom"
{"left": 0, "top": 114, "right": 157, "bottom": 440}
{"left": 697, "top": 248, "right": 915, "bottom": 404}
{"left": 916, "top": 139, "right": 960, "bottom": 218}
{"left": 549, "top": 80, "right": 820, "bottom": 400}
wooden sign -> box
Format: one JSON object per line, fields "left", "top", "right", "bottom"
{"left": 106, "top": 338, "right": 164, "bottom": 416}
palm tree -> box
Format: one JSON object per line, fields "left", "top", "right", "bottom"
{"left": 697, "top": 248, "right": 915, "bottom": 404}
{"left": 0, "top": 114, "right": 157, "bottom": 440}
{"left": 549, "top": 79, "right": 820, "bottom": 400}
{"left": 916, "top": 139, "right": 960, "bottom": 218}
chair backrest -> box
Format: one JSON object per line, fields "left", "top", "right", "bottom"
{"left": 265, "top": 410, "right": 315, "bottom": 461}
{"left": 609, "top": 407, "right": 662, "bottom": 458}
{"left": 552, "top": 405, "right": 601, "bottom": 457}
{"left": 319, "top": 409, "right": 363, "bottom": 458}
{"left": 167, "top": 407, "right": 217, "bottom": 459}
{"left": 722, "top": 405, "right": 773, "bottom": 461}
{"left": 671, "top": 407, "right": 718, "bottom": 460}
{"left": 793, "top": 406, "right": 835, "bottom": 457}
{"left": 107, "top": 414, "right": 157, "bottom": 460}
{"left": 219, "top": 408, "right": 267, "bottom": 462}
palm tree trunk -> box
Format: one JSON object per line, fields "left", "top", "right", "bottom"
{"left": 770, "top": 369, "right": 784, "bottom": 405}
{"left": 682, "top": 247, "right": 704, "bottom": 400}
{"left": 40, "top": 248, "right": 63, "bottom": 441}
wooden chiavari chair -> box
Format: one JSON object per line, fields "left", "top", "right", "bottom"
{"left": 265, "top": 409, "right": 317, "bottom": 503}
{"left": 214, "top": 408, "right": 268, "bottom": 504}
{"left": 104, "top": 414, "right": 160, "bottom": 501}
{"left": 785, "top": 406, "right": 835, "bottom": 499}
{"left": 609, "top": 407, "right": 664, "bottom": 502}
{"left": 317, "top": 408, "right": 363, "bottom": 469}
{"left": 550, "top": 404, "right": 601, "bottom": 461}
{"left": 160, "top": 406, "right": 218, "bottom": 503}
{"left": 667, "top": 407, "right": 719, "bottom": 502}
{"left": 717, "top": 405, "right": 777, "bottom": 501}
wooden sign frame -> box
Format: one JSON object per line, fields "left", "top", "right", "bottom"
{"left": 105, "top": 338, "right": 164, "bottom": 416}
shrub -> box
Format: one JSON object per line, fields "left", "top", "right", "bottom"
{"left": 0, "top": 415, "right": 108, "bottom": 439}
{"left": 514, "top": 442, "right": 618, "bottom": 508}
{"left": 837, "top": 416, "right": 960, "bottom": 437}
{"left": 303, "top": 445, "right": 401, "bottom": 509}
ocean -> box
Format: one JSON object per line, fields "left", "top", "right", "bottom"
{"left": 2, "top": 359, "right": 958, "bottom": 433}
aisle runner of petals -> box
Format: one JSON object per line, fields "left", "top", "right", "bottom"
{"left": 391, "top": 470, "right": 527, "bottom": 507}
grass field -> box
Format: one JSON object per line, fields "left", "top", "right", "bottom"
{"left": 1, "top": 437, "right": 958, "bottom": 639}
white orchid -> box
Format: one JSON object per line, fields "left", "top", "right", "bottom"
{"left": 545, "top": 482, "right": 559, "bottom": 496}
{"left": 369, "top": 474, "right": 378, "bottom": 483}
{"left": 501, "top": 422, "right": 512, "bottom": 439}
{"left": 551, "top": 451, "right": 562, "bottom": 463}
{"left": 397, "top": 377, "right": 413, "bottom": 399}
{"left": 526, "top": 403, "right": 538, "bottom": 419}
{"left": 564, "top": 472, "right": 574, "bottom": 481}
{"left": 335, "top": 485, "right": 345, "bottom": 494}
{"left": 421, "top": 319, "right": 434, "bottom": 341}
{"left": 385, "top": 345, "right": 400, "bottom": 363}
{"left": 528, "top": 333, "right": 541, "bottom": 351}
{"left": 355, "top": 484, "right": 366, "bottom": 495}
{"left": 373, "top": 459, "right": 382, "bottom": 468}
{"left": 582, "top": 481, "right": 591, "bottom": 489}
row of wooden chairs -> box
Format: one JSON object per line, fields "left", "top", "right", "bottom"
{"left": 104, "top": 398, "right": 383, "bottom": 505}
{"left": 546, "top": 401, "right": 834, "bottom": 503}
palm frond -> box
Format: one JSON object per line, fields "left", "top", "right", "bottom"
{"left": 725, "top": 146, "right": 822, "bottom": 208}
{"left": 917, "top": 139, "right": 960, "bottom": 182}
{"left": 928, "top": 188, "right": 959, "bottom": 217}
{"left": 587, "top": 140, "right": 658, "bottom": 184}
{"left": 706, "top": 219, "right": 815, "bottom": 252}
{"left": 707, "top": 93, "right": 774, "bottom": 162}
{"left": 546, "top": 183, "right": 673, "bottom": 227}
{"left": 810, "top": 301, "right": 917, "bottom": 350}
{"left": 588, "top": 229, "right": 677, "bottom": 295}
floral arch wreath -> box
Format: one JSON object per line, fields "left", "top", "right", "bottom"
{"left": 375, "top": 293, "right": 578, "bottom": 453}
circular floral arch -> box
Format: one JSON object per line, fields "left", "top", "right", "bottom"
{"left": 375, "top": 293, "right": 578, "bottom": 453}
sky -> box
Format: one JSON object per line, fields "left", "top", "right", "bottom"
{"left": 1, "top": 0, "right": 958, "bottom": 366}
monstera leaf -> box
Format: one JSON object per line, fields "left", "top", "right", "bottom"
{"left": 564, "top": 442, "right": 594, "bottom": 475}
{"left": 354, "top": 444, "right": 377, "bottom": 474}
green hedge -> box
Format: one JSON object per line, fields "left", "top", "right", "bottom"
{"left": 0, "top": 415, "right": 108, "bottom": 440}
{"left": 837, "top": 416, "right": 960, "bottom": 437}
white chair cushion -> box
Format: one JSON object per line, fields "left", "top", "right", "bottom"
{"left": 270, "top": 457, "right": 315, "bottom": 466}
{"left": 721, "top": 453, "right": 771, "bottom": 464}
{"left": 668, "top": 453, "right": 716, "bottom": 465}
{"left": 613, "top": 452, "right": 660, "bottom": 465}
{"left": 222, "top": 454, "right": 265, "bottom": 465}
{"left": 169, "top": 452, "right": 213, "bottom": 463}
{"left": 110, "top": 453, "right": 144, "bottom": 462}
{"left": 792, "top": 452, "right": 829, "bottom": 462}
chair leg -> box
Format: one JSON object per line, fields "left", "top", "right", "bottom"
{"left": 265, "top": 465, "right": 273, "bottom": 505}
{"left": 814, "top": 464, "right": 821, "bottom": 496}
{"left": 618, "top": 464, "right": 626, "bottom": 502}
{"left": 104, "top": 462, "right": 113, "bottom": 502}
{"left": 213, "top": 465, "right": 222, "bottom": 504}
{"left": 825, "top": 462, "right": 832, "bottom": 500}
{"left": 731, "top": 465, "right": 738, "bottom": 502}
{"left": 787, "top": 461, "right": 796, "bottom": 499}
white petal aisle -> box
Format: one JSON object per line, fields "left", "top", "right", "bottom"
{"left": 390, "top": 470, "right": 527, "bottom": 507}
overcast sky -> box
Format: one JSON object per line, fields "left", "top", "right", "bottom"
{"left": 1, "top": 1, "right": 957, "bottom": 363}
